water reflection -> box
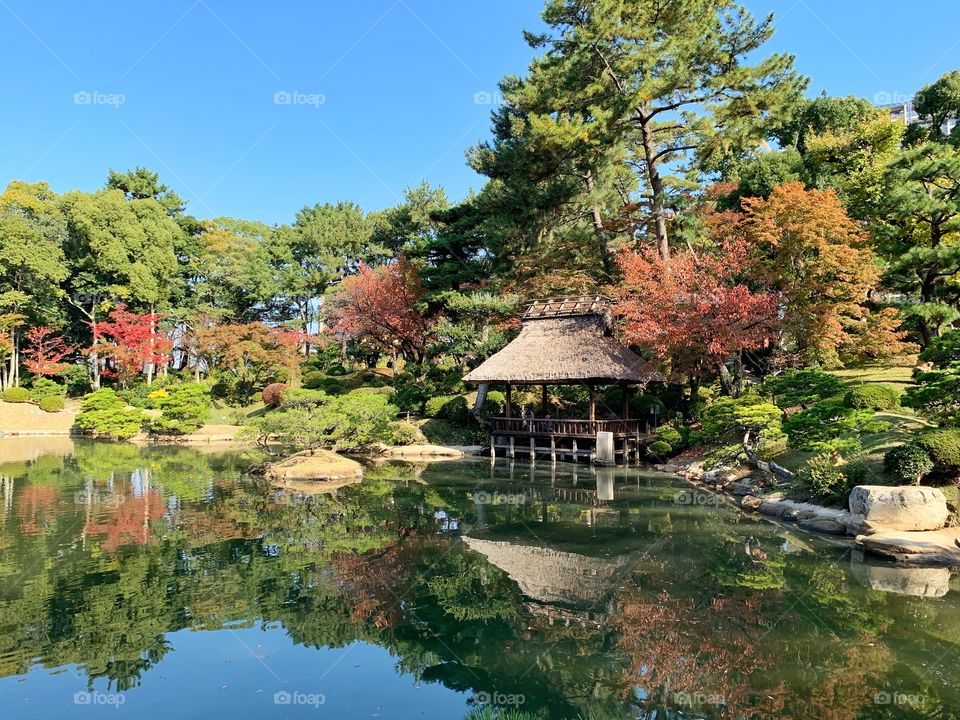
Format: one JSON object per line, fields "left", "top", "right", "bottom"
{"left": 0, "top": 440, "right": 958, "bottom": 719}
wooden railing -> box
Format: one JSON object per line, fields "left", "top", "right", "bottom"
{"left": 491, "top": 417, "right": 647, "bottom": 437}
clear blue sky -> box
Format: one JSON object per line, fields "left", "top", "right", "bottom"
{"left": 1, "top": 0, "right": 957, "bottom": 225}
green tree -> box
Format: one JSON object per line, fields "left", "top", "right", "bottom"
{"left": 0, "top": 181, "right": 69, "bottom": 389}
{"left": 471, "top": 0, "right": 805, "bottom": 265}
{"left": 106, "top": 166, "right": 186, "bottom": 217}
{"left": 61, "top": 190, "right": 181, "bottom": 387}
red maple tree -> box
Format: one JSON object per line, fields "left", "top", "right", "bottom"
{"left": 22, "top": 326, "right": 77, "bottom": 376}
{"left": 92, "top": 305, "right": 172, "bottom": 387}
{"left": 612, "top": 239, "right": 780, "bottom": 395}
{"left": 324, "top": 258, "right": 432, "bottom": 362}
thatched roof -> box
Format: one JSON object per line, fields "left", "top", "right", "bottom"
{"left": 463, "top": 296, "right": 659, "bottom": 385}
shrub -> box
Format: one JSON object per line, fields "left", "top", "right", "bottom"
{"left": 782, "top": 395, "right": 878, "bottom": 451}
{"left": 58, "top": 364, "right": 90, "bottom": 397}
{"left": 483, "top": 390, "right": 506, "bottom": 416}
{"left": 350, "top": 385, "right": 395, "bottom": 396}
{"left": 149, "top": 384, "right": 211, "bottom": 435}
{"left": 700, "top": 394, "right": 783, "bottom": 441}
{"left": 759, "top": 368, "right": 845, "bottom": 408}
{"left": 912, "top": 429, "right": 960, "bottom": 481}
{"left": 841, "top": 460, "right": 873, "bottom": 488}
{"left": 386, "top": 420, "right": 425, "bottom": 445}
{"left": 424, "top": 394, "right": 470, "bottom": 424}
{"left": 655, "top": 425, "right": 683, "bottom": 448}
{"left": 38, "top": 395, "right": 65, "bottom": 413}
{"left": 29, "top": 377, "right": 66, "bottom": 402}
{"left": 262, "top": 382, "right": 287, "bottom": 407}
{"left": 884, "top": 445, "right": 934, "bottom": 485}
{"left": 798, "top": 452, "right": 849, "bottom": 502}
{"left": 325, "top": 363, "right": 349, "bottom": 376}
{"left": 647, "top": 440, "right": 673, "bottom": 457}
{"left": 244, "top": 390, "right": 398, "bottom": 452}
{"left": 2, "top": 386, "right": 31, "bottom": 403}
{"left": 844, "top": 384, "right": 900, "bottom": 411}
{"left": 74, "top": 389, "right": 143, "bottom": 439}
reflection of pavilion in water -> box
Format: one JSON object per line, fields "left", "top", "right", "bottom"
{"left": 465, "top": 463, "right": 654, "bottom": 628}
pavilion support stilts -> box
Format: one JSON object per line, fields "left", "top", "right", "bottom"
{"left": 490, "top": 435, "right": 496, "bottom": 460}
{"left": 508, "top": 436, "right": 515, "bottom": 459}
{"left": 572, "top": 439, "right": 578, "bottom": 463}
{"left": 529, "top": 437, "right": 536, "bottom": 463}
{"left": 550, "top": 436, "right": 556, "bottom": 463}
{"left": 505, "top": 384, "right": 512, "bottom": 418}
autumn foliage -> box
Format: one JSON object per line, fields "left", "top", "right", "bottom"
{"left": 325, "top": 258, "right": 431, "bottom": 361}
{"left": 93, "top": 306, "right": 172, "bottom": 387}
{"left": 22, "top": 326, "right": 76, "bottom": 376}
{"left": 613, "top": 238, "right": 779, "bottom": 389}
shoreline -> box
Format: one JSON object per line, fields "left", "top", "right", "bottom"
{"left": 659, "top": 454, "right": 960, "bottom": 568}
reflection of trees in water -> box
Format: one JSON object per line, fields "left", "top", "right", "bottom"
{"left": 3, "top": 445, "right": 960, "bottom": 717}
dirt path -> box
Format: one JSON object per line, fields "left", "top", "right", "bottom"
{"left": 0, "top": 400, "right": 78, "bottom": 434}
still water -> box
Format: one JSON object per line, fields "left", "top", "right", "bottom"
{"left": 0, "top": 438, "right": 958, "bottom": 719}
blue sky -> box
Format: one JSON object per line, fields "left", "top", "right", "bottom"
{"left": 1, "top": 0, "right": 958, "bottom": 225}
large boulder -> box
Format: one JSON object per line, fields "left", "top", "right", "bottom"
{"left": 849, "top": 485, "right": 948, "bottom": 533}
{"left": 264, "top": 450, "right": 363, "bottom": 482}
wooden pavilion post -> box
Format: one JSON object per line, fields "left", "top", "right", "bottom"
{"left": 541, "top": 384, "right": 548, "bottom": 412}
{"left": 588, "top": 385, "right": 596, "bottom": 423}
{"left": 622, "top": 385, "right": 631, "bottom": 420}
{"left": 505, "top": 383, "right": 512, "bottom": 418}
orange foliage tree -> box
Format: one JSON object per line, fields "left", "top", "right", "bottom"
{"left": 613, "top": 238, "right": 780, "bottom": 395}
{"left": 324, "top": 258, "right": 431, "bottom": 362}
{"left": 22, "top": 326, "right": 77, "bottom": 376}
{"left": 719, "top": 183, "right": 913, "bottom": 364}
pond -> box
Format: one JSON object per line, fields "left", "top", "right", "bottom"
{"left": 0, "top": 438, "right": 958, "bottom": 719}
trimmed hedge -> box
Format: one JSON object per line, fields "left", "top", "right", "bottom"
{"left": 884, "top": 445, "right": 934, "bottom": 484}
{"left": 844, "top": 384, "right": 900, "bottom": 411}
{"left": 262, "top": 382, "right": 287, "bottom": 407}
{"left": 2, "top": 387, "right": 31, "bottom": 403}
{"left": 647, "top": 440, "right": 672, "bottom": 456}
{"left": 38, "top": 395, "right": 66, "bottom": 413}
{"left": 912, "top": 429, "right": 960, "bottom": 481}
{"left": 30, "top": 377, "right": 66, "bottom": 402}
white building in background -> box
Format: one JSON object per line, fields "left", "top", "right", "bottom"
{"left": 877, "top": 101, "right": 958, "bottom": 136}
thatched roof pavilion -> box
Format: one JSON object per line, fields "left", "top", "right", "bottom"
{"left": 464, "top": 298, "right": 659, "bottom": 462}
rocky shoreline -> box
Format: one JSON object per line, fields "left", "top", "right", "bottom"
{"left": 659, "top": 457, "right": 960, "bottom": 568}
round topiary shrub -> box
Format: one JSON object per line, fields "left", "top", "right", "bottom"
{"left": 261, "top": 383, "right": 287, "bottom": 407}
{"left": 647, "top": 440, "right": 673, "bottom": 457}
{"left": 844, "top": 384, "right": 901, "bottom": 411}
{"left": 884, "top": 444, "right": 934, "bottom": 485}
{"left": 2, "top": 386, "right": 31, "bottom": 403}
{"left": 912, "top": 429, "right": 960, "bottom": 482}
{"left": 798, "top": 452, "right": 849, "bottom": 501}
{"left": 38, "top": 395, "right": 65, "bottom": 413}
{"left": 655, "top": 425, "right": 683, "bottom": 448}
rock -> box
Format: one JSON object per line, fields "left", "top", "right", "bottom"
{"left": 856, "top": 528, "right": 960, "bottom": 566}
{"left": 731, "top": 480, "right": 758, "bottom": 496}
{"left": 740, "top": 495, "right": 763, "bottom": 510}
{"left": 798, "top": 517, "right": 847, "bottom": 535}
{"left": 381, "top": 444, "right": 465, "bottom": 458}
{"left": 850, "top": 556, "right": 950, "bottom": 597}
{"left": 849, "top": 485, "right": 948, "bottom": 533}
{"left": 264, "top": 450, "right": 363, "bottom": 482}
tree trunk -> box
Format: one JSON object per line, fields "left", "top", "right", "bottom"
{"left": 146, "top": 305, "right": 156, "bottom": 385}
{"left": 638, "top": 116, "right": 670, "bottom": 261}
